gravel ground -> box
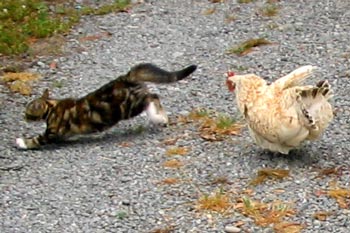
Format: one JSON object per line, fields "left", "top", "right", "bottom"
{"left": 1, "top": 0, "right": 350, "bottom": 232}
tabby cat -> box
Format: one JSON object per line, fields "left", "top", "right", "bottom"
{"left": 16, "top": 63, "right": 197, "bottom": 149}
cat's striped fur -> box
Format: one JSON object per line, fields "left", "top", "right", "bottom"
{"left": 16, "top": 63, "right": 197, "bottom": 149}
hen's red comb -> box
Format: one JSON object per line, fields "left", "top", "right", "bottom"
{"left": 227, "top": 71, "right": 235, "bottom": 78}
{"left": 226, "top": 71, "right": 235, "bottom": 92}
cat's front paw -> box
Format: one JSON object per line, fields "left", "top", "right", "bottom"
{"left": 16, "top": 138, "right": 28, "bottom": 149}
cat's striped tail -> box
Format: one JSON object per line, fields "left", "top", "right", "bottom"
{"left": 125, "top": 63, "right": 197, "bottom": 83}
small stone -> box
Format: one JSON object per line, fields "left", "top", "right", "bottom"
{"left": 37, "top": 61, "right": 45, "bottom": 68}
{"left": 224, "top": 225, "right": 241, "bottom": 233}
{"left": 122, "top": 200, "right": 130, "bottom": 206}
{"left": 172, "top": 51, "right": 184, "bottom": 58}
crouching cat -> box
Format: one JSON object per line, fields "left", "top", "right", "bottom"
{"left": 16, "top": 63, "right": 197, "bottom": 149}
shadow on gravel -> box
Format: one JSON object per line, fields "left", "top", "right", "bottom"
{"left": 26, "top": 126, "right": 163, "bottom": 151}
{"left": 256, "top": 147, "right": 319, "bottom": 167}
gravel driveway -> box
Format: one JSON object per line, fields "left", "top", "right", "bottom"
{"left": 1, "top": 0, "right": 350, "bottom": 232}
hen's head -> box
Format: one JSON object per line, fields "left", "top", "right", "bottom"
{"left": 226, "top": 71, "right": 236, "bottom": 92}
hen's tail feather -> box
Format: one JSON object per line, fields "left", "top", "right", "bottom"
{"left": 316, "top": 80, "right": 332, "bottom": 99}
{"left": 297, "top": 79, "right": 332, "bottom": 129}
{"left": 299, "top": 80, "right": 332, "bottom": 99}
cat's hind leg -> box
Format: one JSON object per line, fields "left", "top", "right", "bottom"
{"left": 145, "top": 94, "right": 168, "bottom": 126}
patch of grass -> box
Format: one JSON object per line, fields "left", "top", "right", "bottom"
{"left": 260, "top": 4, "right": 279, "bottom": 17}
{"left": 178, "top": 108, "right": 242, "bottom": 141}
{"left": 116, "top": 211, "right": 128, "bottom": 220}
{"left": 199, "top": 113, "right": 242, "bottom": 141}
{"left": 132, "top": 125, "right": 146, "bottom": 134}
{"left": 190, "top": 108, "right": 210, "bottom": 119}
{"left": 224, "top": 14, "right": 236, "bottom": 23}
{"left": 216, "top": 114, "right": 237, "bottom": 130}
{"left": 237, "top": 0, "right": 256, "bottom": 3}
{"left": 81, "top": 0, "right": 130, "bottom": 15}
{"left": 226, "top": 38, "right": 272, "bottom": 56}
{"left": 0, "top": 0, "right": 72, "bottom": 55}
{"left": 267, "top": 22, "right": 279, "bottom": 30}
{"left": 52, "top": 80, "right": 64, "bottom": 88}
{"left": 0, "top": 0, "right": 131, "bottom": 55}
{"left": 197, "top": 190, "right": 232, "bottom": 213}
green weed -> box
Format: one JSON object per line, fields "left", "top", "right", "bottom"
{"left": 216, "top": 114, "right": 237, "bottom": 130}
{"left": 237, "top": 0, "right": 256, "bottom": 3}
{"left": 226, "top": 38, "right": 272, "bottom": 56}
{"left": 260, "top": 4, "right": 279, "bottom": 17}
{"left": 0, "top": 0, "right": 131, "bottom": 55}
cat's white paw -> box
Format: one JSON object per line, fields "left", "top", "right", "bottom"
{"left": 16, "top": 138, "right": 28, "bottom": 149}
{"left": 146, "top": 102, "right": 168, "bottom": 125}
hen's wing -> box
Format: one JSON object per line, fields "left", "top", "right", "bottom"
{"left": 273, "top": 65, "right": 316, "bottom": 90}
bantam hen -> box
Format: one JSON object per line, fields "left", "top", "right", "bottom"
{"left": 226, "top": 66, "right": 333, "bottom": 154}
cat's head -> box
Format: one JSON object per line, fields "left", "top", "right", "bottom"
{"left": 25, "top": 89, "right": 51, "bottom": 121}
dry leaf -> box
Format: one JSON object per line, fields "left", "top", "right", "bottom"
{"left": 163, "top": 159, "right": 184, "bottom": 169}
{"left": 202, "top": 7, "right": 216, "bottom": 15}
{"left": 250, "top": 169, "right": 290, "bottom": 186}
{"left": 274, "top": 222, "right": 304, "bottom": 233}
{"left": 9, "top": 81, "right": 32, "bottom": 95}
{"left": 327, "top": 181, "right": 350, "bottom": 208}
{"left": 313, "top": 211, "right": 333, "bottom": 221}
{"left": 151, "top": 225, "right": 175, "bottom": 233}
{"left": 225, "top": 14, "right": 236, "bottom": 23}
{"left": 1, "top": 72, "right": 42, "bottom": 95}
{"left": 237, "top": 197, "right": 297, "bottom": 227}
{"left": 118, "top": 141, "right": 131, "bottom": 147}
{"left": 273, "top": 189, "right": 286, "bottom": 194}
{"left": 211, "top": 176, "right": 232, "bottom": 185}
{"left": 209, "top": 0, "right": 225, "bottom": 3}
{"left": 158, "top": 178, "right": 179, "bottom": 185}
{"left": 1, "top": 72, "right": 40, "bottom": 83}
{"left": 242, "top": 189, "right": 254, "bottom": 196}
{"left": 165, "top": 146, "right": 189, "bottom": 156}
{"left": 316, "top": 166, "right": 343, "bottom": 178}
{"left": 234, "top": 221, "right": 245, "bottom": 227}
{"left": 79, "top": 32, "right": 112, "bottom": 42}
{"left": 197, "top": 191, "right": 232, "bottom": 213}
{"left": 200, "top": 132, "right": 222, "bottom": 141}
{"left": 162, "top": 137, "right": 179, "bottom": 146}
{"left": 327, "top": 188, "right": 350, "bottom": 208}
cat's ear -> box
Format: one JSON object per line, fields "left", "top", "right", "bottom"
{"left": 42, "top": 89, "right": 50, "bottom": 99}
